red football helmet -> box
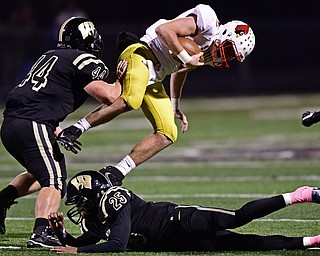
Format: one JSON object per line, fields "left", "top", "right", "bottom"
{"left": 211, "top": 20, "right": 255, "bottom": 68}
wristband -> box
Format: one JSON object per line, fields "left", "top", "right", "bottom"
{"left": 74, "top": 118, "right": 91, "bottom": 133}
{"left": 171, "top": 98, "right": 180, "bottom": 111}
{"left": 177, "top": 50, "right": 192, "bottom": 64}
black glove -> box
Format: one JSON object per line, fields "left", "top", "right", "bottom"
{"left": 99, "top": 166, "right": 124, "bottom": 186}
{"left": 301, "top": 111, "right": 320, "bottom": 127}
{"left": 57, "top": 126, "right": 83, "bottom": 154}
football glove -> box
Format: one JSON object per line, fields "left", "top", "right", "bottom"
{"left": 99, "top": 166, "right": 124, "bottom": 186}
{"left": 301, "top": 111, "right": 320, "bottom": 127}
{"left": 57, "top": 126, "right": 83, "bottom": 154}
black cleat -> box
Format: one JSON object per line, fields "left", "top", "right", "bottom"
{"left": 26, "top": 226, "right": 62, "bottom": 248}
{"left": 99, "top": 166, "right": 124, "bottom": 186}
{"left": 0, "top": 200, "right": 17, "bottom": 234}
{"left": 312, "top": 187, "right": 320, "bottom": 203}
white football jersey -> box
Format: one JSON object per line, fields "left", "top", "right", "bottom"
{"left": 140, "top": 4, "right": 220, "bottom": 83}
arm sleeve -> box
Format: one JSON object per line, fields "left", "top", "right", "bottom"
{"left": 192, "top": 4, "right": 219, "bottom": 34}
{"left": 55, "top": 228, "right": 101, "bottom": 247}
{"left": 77, "top": 202, "right": 132, "bottom": 253}
{"left": 73, "top": 53, "right": 110, "bottom": 88}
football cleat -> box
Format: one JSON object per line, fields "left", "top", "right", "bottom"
{"left": 290, "top": 186, "right": 320, "bottom": 204}
{"left": 26, "top": 226, "right": 62, "bottom": 248}
{"left": 308, "top": 234, "right": 320, "bottom": 248}
{"left": 99, "top": 166, "right": 124, "bottom": 186}
{"left": 301, "top": 111, "right": 320, "bottom": 127}
{"left": 0, "top": 200, "right": 17, "bottom": 234}
{"left": 312, "top": 187, "right": 320, "bottom": 203}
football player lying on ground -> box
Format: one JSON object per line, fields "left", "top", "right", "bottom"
{"left": 48, "top": 170, "right": 320, "bottom": 253}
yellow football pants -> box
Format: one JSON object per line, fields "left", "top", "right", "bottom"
{"left": 119, "top": 43, "right": 177, "bottom": 142}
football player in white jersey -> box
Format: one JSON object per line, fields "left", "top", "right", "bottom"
{"left": 58, "top": 4, "right": 256, "bottom": 185}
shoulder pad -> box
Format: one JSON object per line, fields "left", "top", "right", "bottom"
{"left": 99, "top": 187, "right": 131, "bottom": 219}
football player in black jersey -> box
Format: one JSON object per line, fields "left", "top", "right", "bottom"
{"left": 0, "top": 17, "right": 126, "bottom": 248}
{"left": 48, "top": 170, "right": 320, "bottom": 253}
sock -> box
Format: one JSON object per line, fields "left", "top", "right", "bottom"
{"left": 115, "top": 155, "right": 136, "bottom": 176}
{"left": 282, "top": 193, "right": 292, "bottom": 206}
{"left": 33, "top": 218, "right": 49, "bottom": 233}
{"left": 303, "top": 235, "right": 320, "bottom": 247}
{"left": 0, "top": 185, "right": 19, "bottom": 204}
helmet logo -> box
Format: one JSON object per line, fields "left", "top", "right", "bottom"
{"left": 78, "top": 21, "right": 95, "bottom": 39}
{"left": 235, "top": 25, "right": 249, "bottom": 38}
{"left": 71, "top": 175, "right": 92, "bottom": 190}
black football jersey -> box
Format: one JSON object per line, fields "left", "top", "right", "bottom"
{"left": 3, "top": 48, "right": 109, "bottom": 128}
{"left": 75, "top": 186, "right": 177, "bottom": 253}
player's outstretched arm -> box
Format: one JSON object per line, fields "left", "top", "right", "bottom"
{"left": 84, "top": 60, "right": 128, "bottom": 106}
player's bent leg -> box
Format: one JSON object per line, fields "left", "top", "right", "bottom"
{"left": 25, "top": 130, "right": 66, "bottom": 248}
{"left": 185, "top": 195, "right": 286, "bottom": 233}
{"left": 129, "top": 132, "right": 173, "bottom": 166}
{"left": 0, "top": 197, "right": 17, "bottom": 235}
{"left": 35, "top": 187, "right": 61, "bottom": 218}
{"left": 0, "top": 172, "right": 38, "bottom": 234}
{"left": 11, "top": 171, "right": 40, "bottom": 196}
{"left": 233, "top": 195, "right": 286, "bottom": 227}
{"left": 142, "top": 82, "right": 178, "bottom": 143}
{"left": 120, "top": 44, "right": 150, "bottom": 110}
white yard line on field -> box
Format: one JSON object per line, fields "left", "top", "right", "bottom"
{"left": 1, "top": 175, "right": 320, "bottom": 184}
{"left": 127, "top": 175, "right": 320, "bottom": 182}
{"left": 0, "top": 246, "right": 25, "bottom": 249}
{"left": 6, "top": 217, "right": 319, "bottom": 222}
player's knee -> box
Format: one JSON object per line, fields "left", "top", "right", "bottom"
{"left": 39, "top": 178, "right": 67, "bottom": 198}
{"left": 162, "top": 123, "right": 178, "bottom": 143}
{"left": 121, "top": 95, "right": 142, "bottom": 110}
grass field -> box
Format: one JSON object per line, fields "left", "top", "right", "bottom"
{"left": 1, "top": 94, "right": 320, "bottom": 255}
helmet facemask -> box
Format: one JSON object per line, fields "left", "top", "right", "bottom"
{"left": 65, "top": 170, "right": 112, "bottom": 224}
{"left": 78, "top": 29, "right": 104, "bottom": 58}
{"left": 209, "top": 20, "right": 255, "bottom": 68}
{"left": 210, "top": 40, "right": 242, "bottom": 68}
{"left": 65, "top": 194, "right": 97, "bottom": 224}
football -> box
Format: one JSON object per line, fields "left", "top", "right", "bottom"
{"left": 176, "top": 37, "right": 204, "bottom": 63}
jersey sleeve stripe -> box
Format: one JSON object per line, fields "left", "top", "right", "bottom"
{"left": 77, "top": 58, "right": 106, "bottom": 70}
{"left": 73, "top": 53, "right": 96, "bottom": 65}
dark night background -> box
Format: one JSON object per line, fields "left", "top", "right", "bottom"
{"left": 0, "top": 0, "right": 319, "bottom": 102}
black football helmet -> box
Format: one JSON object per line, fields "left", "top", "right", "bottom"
{"left": 65, "top": 170, "right": 112, "bottom": 224}
{"left": 57, "top": 17, "right": 104, "bottom": 58}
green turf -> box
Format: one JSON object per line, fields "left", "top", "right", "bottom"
{"left": 1, "top": 94, "right": 320, "bottom": 255}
